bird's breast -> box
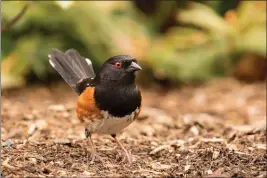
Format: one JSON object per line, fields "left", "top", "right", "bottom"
{"left": 76, "top": 85, "right": 141, "bottom": 134}
{"left": 94, "top": 86, "right": 142, "bottom": 117}
{"left": 83, "top": 108, "right": 140, "bottom": 134}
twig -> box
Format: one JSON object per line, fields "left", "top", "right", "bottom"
{"left": 2, "top": 158, "right": 19, "bottom": 171}
{"left": 149, "top": 145, "right": 171, "bottom": 155}
{"left": 1, "top": 1, "right": 33, "bottom": 32}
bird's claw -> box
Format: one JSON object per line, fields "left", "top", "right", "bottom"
{"left": 88, "top": 151, "right": 104, "bottom": 164}
{"left": 116, "top": 149, "right": 132, "bottom": 164}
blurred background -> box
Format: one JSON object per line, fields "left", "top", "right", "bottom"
{"left": 1, "top": 2, "right": 266, "bottom": 177}
{"left": 2, "top": 1, "right": 266, "bottom": 89}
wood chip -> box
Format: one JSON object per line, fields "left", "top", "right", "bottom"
{"left": 58, "top": 170, "right": 67, "bottom": 176}
{"left": 54, "top": 139, "right": 71, "bottom": 145}
{"left": 35, "top": 119, "right": 48, "bottom": 130}
{"left": 212, "top": 150, "right": 220, "bottom": 159}
{"left": 28, "top": 123, "right": 37, "bottom": 135}
{"left": 48, "top": 104, "right": 65, "bottom": 112}
{"left": 150, "top": 141, "right": 158, "bottom": 147}
{"left": 2, "top": 158, "right": 19, "bottom": 170}
{"left": 184, "top": 165, "right": 191, "bottom": 172}
{"left": 190, "top": 126, "right": 199, "bottom": 136}
{"left": 2, "top": 139, "right": 14, "bottom": 147}
{"left": 82, "top": 171, "right": 92, "bottom": 176}
{"left": 24, "top": 114, "right": 35, "bottom": 120}
{"left": 28, "top": 158, "right": 37, "bottom": 165}
{"left": 234, "top": 151, "right": 251, "bottom": 156}
{"left": 152, "top": 162, "right": 172, "bottom": 170}
{"left": 149, "top": 145, "right": 171, "bottom": 155}
{"left": 42, "top": 167, "right": 52, "bottom": 174}
{"left": 169, "top": 139, "right": 185, "bottom": 146}
{"left": 24, "top": 153, "right": 46, "bottom": 161}
{"left": 201, "top": 138, "right": 225, "bottom": 143}
{"left": 207, "top": 169, "right": 213, "bottom": 175}
{"left": 255, "top": 144, "right": 266, "bottom": 150}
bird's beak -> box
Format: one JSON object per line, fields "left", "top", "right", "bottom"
{"left": 127, "top": 61, "right": 142, "bottom": 72}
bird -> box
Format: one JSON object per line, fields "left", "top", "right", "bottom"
{"left": 48, "top": 49, "right": 142, "bottom": 164}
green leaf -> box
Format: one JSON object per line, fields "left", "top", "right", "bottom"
{"left": 236, "top": 26, "right": 266, "bottom": 57}
{"left": 146, "top": 27, "right": 231, "bottom": 82}
{"left": 177, "top": 2, "right": 232, "bottom": 35}
{"left": 1, "top": 33, "right": 16, "bottom": 60}
{"left": 234, "top": 2, "right": 266, "bottom": 57}
{"left": 12, "top": 35, "right": 64, "bottom": 78}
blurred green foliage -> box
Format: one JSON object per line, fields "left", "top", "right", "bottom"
{"left": 1, "top": 1, "right": 266, "bottom": 88}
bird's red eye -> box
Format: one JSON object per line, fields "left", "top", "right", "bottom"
{"left": 115, "top": 62, "right": 121, "bottom": 68}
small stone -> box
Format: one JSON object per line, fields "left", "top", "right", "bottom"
{"left": 55, "top": 161, "right": 64, "bottom": 166}
{"left": 16, "top": 144, "right": 24, "bottom": 149}
{"left": 28, "top": 124, "right": 37, "bottom": 135}
{"left": 82, "top": 171, "right": 92, "bottom": 176}
{"left": 151, "top": 141, "right": 158, "bottom": 147}
{"left": 62, "top": 112, "right": 70, "bottom": 118}
{"left": 190, "top": 126, "right": 199, "bottom": 136}
{"left": 201, "top": 137, "right": 224, "bottom": 143}
{"left": 169, "top": 139, "right": 185, "bottom": 146}
{"left": 29, "top": 158, "right": 37, "bottom": 165}
{"left": 140, "top": 125, "right": 154, "bottom": 137}
{"left": 227, "top": 143, "right": 238, "bottom": 151}
{"left": 70, "top": 117, "right": 80, "bottom": 124}
{"left": 207, "top": 169, "right": 213, "bottom": 175}
{"left": 179, "top": 146, "right": 190, "bottom": 154}
{"left": 24, "top": 114, "right": 35, "bottom": 120}
{"left": 175, "top": 154, "right": 181, "bottom": 158}
{"left": 32, "top": 109, "right": 39, "bottom": 115}
{"left": 2, "top": 139, "right": 14, "bottom": 147}
{"left": 48, "top": 161, "right": 54, "bottom": 166}
{"left": 256, "top": 171, "right": 266, "bottom": 178}
{"left": 149, "top": 145, "right": 170, "bottom": 155}
{"left": 58, "top": 170, "right": 67, "bottom": 176}
{"left": 193, "top": 92, "right": 207, "bottom": 105}
{"left": 227, "top": 131, "right": 236, "bottom": 142}
{"left": 48, "top": 104, "right": 65, "bottom": 112}
{"left": 188, "top": 137, "right": 194, "bottom": 142}
{"left": 152, "top": 162, "right": 172, "bottom": 170}
{"left": 183, "top": 114, "right": 193, "bottom": 124}
{"left": 54, "top": 139, "right": 71, "bottom": 145}
{"left": 42, "top": 167, "right": 51, "bottom": 174}
{"left": 212, "top": 151, "right": 220, "bottom": 160}
{"left": 255, "top": 144, "right": 266, "bottom": 150}
{"left": 35, "top": 120, "right": 48, "bottom": 130}
{"left": 184, "top": 165, "right": 191, "bottom": 172}
{"left": 141, "top": 107, "right": 173, "bottom": 126}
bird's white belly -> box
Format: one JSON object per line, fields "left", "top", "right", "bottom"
{"left": 86, "top": 109, "right": 139, "bottom": 134}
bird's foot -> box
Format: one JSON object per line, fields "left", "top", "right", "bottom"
{"left": 116, "top": 149, "right": 132, "bottom": 164}
{"left": 88, "top": 150, "right": 104, "bottom": 164}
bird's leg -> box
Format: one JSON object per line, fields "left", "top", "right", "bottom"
{"left": 111, "top": 134, "right": 132, "bottom": 164}
{"left": 85, "top": 128, "right": 103, "bottom": 163}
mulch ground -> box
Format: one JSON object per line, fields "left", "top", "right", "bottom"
{"left": 1, "top": 78, "right": 266, "bottom": 177}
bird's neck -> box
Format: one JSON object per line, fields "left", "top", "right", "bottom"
{"left": 95, "top": 73, "right": 136, "bottom": 88}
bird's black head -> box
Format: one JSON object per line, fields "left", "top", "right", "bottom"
{"left": 97, "top": 55, "right": 142, "bottom": 86}
{"left": 94, "top": 55, "right": 142, "bottom": 117}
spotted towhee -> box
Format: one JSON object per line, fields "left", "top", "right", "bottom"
{"left": 48, "top": 49, "right": 142, "bottom": 164}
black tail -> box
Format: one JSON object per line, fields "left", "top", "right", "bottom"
{"left": 48, "top": 48, "right": 95, "bottom": 94}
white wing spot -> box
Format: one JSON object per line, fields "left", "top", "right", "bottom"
{"left": 49, "top": 60, "right": 55, "bottom": 68}
{"left": 85, "top": 58, "right": 92, "bottom": 65}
